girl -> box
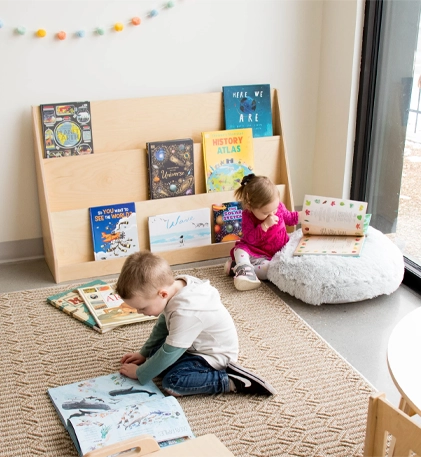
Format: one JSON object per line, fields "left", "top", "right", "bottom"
{"left": 225, "top": 174, "right": 301, "bottom": 291}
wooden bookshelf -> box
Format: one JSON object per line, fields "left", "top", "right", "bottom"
{"left": 32, "top": 90, "right": 294, "bottom": 283}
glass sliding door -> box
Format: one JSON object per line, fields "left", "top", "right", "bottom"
{"left": 352, "top": 0, "right": 421, "bottom": 289}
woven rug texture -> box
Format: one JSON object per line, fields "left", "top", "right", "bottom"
{"left": 0, "top": 265, "right": 375, "bottom": 457}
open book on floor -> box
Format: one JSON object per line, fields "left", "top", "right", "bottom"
{"left": 294, "top": 195, "right": 371, "bottom": 257}
{"left": 47, "top": 372, "right": 194, "bottom": 456}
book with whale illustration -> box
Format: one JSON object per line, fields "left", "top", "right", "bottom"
{"left": 294, "top": 195, "right": 370, "bottom": 257}
{"left": 47, "top": 372, "right": 194, "bottom": 456}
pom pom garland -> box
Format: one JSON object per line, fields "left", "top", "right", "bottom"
{"left": 36, "top": 29, "right": 47, "bottom": 37}
{"left": 57, "top": 31, "right": 66, "bottom": 40}
{"left": 16, "top": 26, "right": 26, "bottom": 35}
{"left": 114, "top": 22, "right": 124, "bottom": 32}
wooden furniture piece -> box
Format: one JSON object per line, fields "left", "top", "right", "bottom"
{"left": 387, "top": 306, "right": 421, "bottom": 417}
{"left": 363, "top": 392, "right": 421, "bottom": 457}
{"left": 32, "top": 90, "right": 293, "bottom": 283}
{"left": 85, "top": 434, "right": 235, "bottom": 457}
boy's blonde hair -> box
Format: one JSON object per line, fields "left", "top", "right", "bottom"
{"left": 234, "top": 174, "right": 279, "bottom": 211}
{"left": 115, "top": 251, "right": 174, "bottom": 299}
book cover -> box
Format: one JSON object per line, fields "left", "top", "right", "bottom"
{"left": 47, "top": 372, "right": 194, "bottom": 456}
{"left": 77, "top": 284, "right": 156, "bottom": 331}
{"left": 212, "top": 201, "right": 243, "bottom": 243}
{"left": 148, "top": 208, "right": 211, "bottom": 253}
{"left": 89, "top": 202, "right": 139, "bottom": 261}
{"left": 222, "top": 84, "right": 273, "bottom": 137}
{"left": 47, "top": 279, "right": 106, "bottom": 333}
{"left": 146, "top": 138, "right": 195, "bottom": 199}
{"left": 40, "top": 101, "right": 94, "bottom": 158}
{"left": 202, "top": 128, "right": 254, "bottom": 193}
{"left": 294, "top": 195, "right": 370, "bottom": 256}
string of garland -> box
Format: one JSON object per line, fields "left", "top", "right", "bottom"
{"left": 0, "top": 1, "right": 177, "bottom": 41}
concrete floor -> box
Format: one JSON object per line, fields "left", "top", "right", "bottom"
{"left": 1, "top": 257, "right": 420, "bottom": 410}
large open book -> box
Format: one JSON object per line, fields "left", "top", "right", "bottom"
{"left": 48, "top": 372, "right": 194, "bottom": 456}
{"left": 294, "top": 195, "right": 370, "bottom": 257}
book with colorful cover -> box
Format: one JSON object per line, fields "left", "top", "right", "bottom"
{"left": 148, "top": 208, "right": 211, "bottom": 253}
{"left": 222, "top": 84, "right": 273, "bottom": 137}
{"left": 89, "top": 202, "right": 139, "bottom": 261}
{"left": 40, "top": 101, "right": 94, "bottom": 158}
{"left": 77, "top": 284, "right": 156, "bottom": 332}
{"left": 146, "top": 138, "right": 195, "bottom": 199}
{"left": 294, "top": 195, "right": 370, "bottom": 256}
{"left": 202, "top": 128, "right": 254, "bottom": 193}
{"left": 47, "top": 372, "right": 194, "bottom": 456}
{"left": 212, "top": 201, "right": 243, "bottom": 243}
{"left": 46, "top": 279, "right": 106, "bottom": 333}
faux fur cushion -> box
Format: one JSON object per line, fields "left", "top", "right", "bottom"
{"left": 267, "top": 226, "right": 404, "bottom": 305}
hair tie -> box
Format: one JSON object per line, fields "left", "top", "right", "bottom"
{"left": 241, "top": 174, "right": 255, "bottom": 186}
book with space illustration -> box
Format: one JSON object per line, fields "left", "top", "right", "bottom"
{"left": 89, "top": 202, "right": 139, "bottom": 261}
{"left": 212, "top": 201, "right": 242, "bottom": 243}
{"left": 148, "top": 208, "right": 211, "bottom": 253}
{"left": 47, "top": 372, "right": 194, "bottom": 456}
{"left": 202, "top": 128, "right": 254, "bottom": 193}
{"left": 294, "top": 195, "right": 370, "bottom": 256}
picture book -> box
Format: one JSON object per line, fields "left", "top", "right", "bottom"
{"left": 212, "top": 201, "right": 243, "bottom": 243}
{"left": 146, "top": 138, "right": 195, "bottom": 199}
{"left": 77, "top": 284, "right": 156, "bottom": 331}
{"left": 89, "top": 202, "right": 139, "bottom": 261}
{"left": 294, "top": 195, "right": 370, "bottom": 256}
{"left": 47, "top": 372, "right": 194, "bottom": 456}
{"left": 46, "top": 279, "right": 106, "bottom": 333}
{"left": 222, "top": 84, "right": 273, "bottom": 137}
{"left": 40, "top": 101, "right": 94, "bottom": 158}
{"left": 202, "top": 128, "right": 254, "bottom": 193}
{"left": 148, "top": 208, "right": 211, "bottom": 253}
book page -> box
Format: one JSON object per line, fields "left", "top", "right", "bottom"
{"left": 301, "top": 195, "right": 368, "bottom": 236}
{"left": 68, "top": 395, "right": 194, "bottom": 456}
{"left": 294, "top": 235, "right": 365, "bottom": 256}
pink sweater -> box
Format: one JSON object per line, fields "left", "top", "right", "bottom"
{"left": 231, "top": 203, "right": 298, "bottom": 260}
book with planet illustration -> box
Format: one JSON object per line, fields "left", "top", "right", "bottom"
{"left": 40, "top": 101, "right": 94, "bottom": 158}
{"left": 202, "top": 128, "right": 254, "bottom": 193}
{"left": 47, "top": 372, "right": 194, "bottom": 456}
{"left": 146, "top": 138, "right": 195, "bottom": 199}
{"left": 212, "top": 201, "right": 243, "bottom": 243}
{"left": 293, "top": 195, "right": 370, "bottom": 256}
{"left": 222, "top": 84, "right": 273, "bottom": 137}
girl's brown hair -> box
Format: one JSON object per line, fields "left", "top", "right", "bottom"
{"left": 234, "top": 174, "right": 279, "bottom": 211}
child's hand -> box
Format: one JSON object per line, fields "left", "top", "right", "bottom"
{"left": 120, "top": 352, "right": 146, "bottom": 365}
{"left": 120, "top": 363, "right": 139, "bottom": 380}
{"left": 265, "top": 214, "right": 279, "bottom": 228}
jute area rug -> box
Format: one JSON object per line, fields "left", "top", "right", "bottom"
{"left": 0, "top": 264, "right": 375, "bottom": 457}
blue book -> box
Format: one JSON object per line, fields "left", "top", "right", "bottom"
{"left": 89, "top": 202, "right": 139, "bottom": 261}
{"left": 222, "top": 84, "right": 273, "bottom": 137}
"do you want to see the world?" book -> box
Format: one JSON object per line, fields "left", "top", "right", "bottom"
{"left": 294, "top": 195, "right": 370, "bottom": 257}
{"left": 47, "top": 372, "right": 194, "bottom": 456}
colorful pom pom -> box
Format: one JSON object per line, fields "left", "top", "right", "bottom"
{"left": 36, "top": 29, "right": 47, "bottom": 38}
{"left": 57, "top": 31, "right": 66, "bottom": 40}
{"left": 16, "top": 26, "right": 26, "bottom": 35}
{"left": 166, "top": 1, "right": 175, "bottom": 8}
{"left": 114, "top": 22, "right": 124, "bottom": 32}
{"left": 148, "top": 9, "right": 159, "bottom": 18}
{"left": 0, "top": 20, "right": 4, "bottom": 29}
{"left": 131, "top": 17, "right": 141, "bottom": 26}
{"left": 96, "top": 27, "right": 105, "bottom": 35}
{"left": 76, "top": 30, "right": 85, "bottom": 38}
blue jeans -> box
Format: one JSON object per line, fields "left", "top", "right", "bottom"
{"left": 150, "top": 347, "right": 230, "bottom": 396}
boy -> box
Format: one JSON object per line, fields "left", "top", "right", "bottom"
{"left": 115, "top": 251, "right": 275, "bottom": 396}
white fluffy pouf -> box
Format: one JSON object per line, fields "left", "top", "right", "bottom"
{"left": 267, "top": 226, "right": 405, "bottom": 305}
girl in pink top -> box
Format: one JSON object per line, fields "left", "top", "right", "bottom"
{"left": 225, "top": 174, "right": 300, "bottom": 291}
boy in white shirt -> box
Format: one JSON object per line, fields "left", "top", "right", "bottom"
{"left": 115, "top": 251, "right": 275, "bottom": 396}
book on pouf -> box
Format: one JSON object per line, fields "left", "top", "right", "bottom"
{"left": 222, "top": 84, "right": 273, "bottom": 137}
{"left": 146, "top": 138, "right": 195, "bottom": 199}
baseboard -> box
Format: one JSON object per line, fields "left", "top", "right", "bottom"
{"left": 0, "top": 238, "right": 44, "bottom": 264}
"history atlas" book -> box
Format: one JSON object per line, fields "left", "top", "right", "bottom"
{"left": 294, "top": 195, "right": 370, "bottom": 257}
{"left": 47, "top": 372, "right": 194, "bottom": 456}
{"left": 202, "top": 128, "right": 254, "bottom": 193}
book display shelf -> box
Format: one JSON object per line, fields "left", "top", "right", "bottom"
{"left": 32, "top": 89, "right": 294, "bottom": 283}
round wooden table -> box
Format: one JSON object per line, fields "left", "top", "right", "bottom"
{"left": 387, "top": 306, "right": 421, "bottom": 416}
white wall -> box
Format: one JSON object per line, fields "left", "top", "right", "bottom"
{"left": 0, "top": 0, "right": 360, "bottom": 261}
